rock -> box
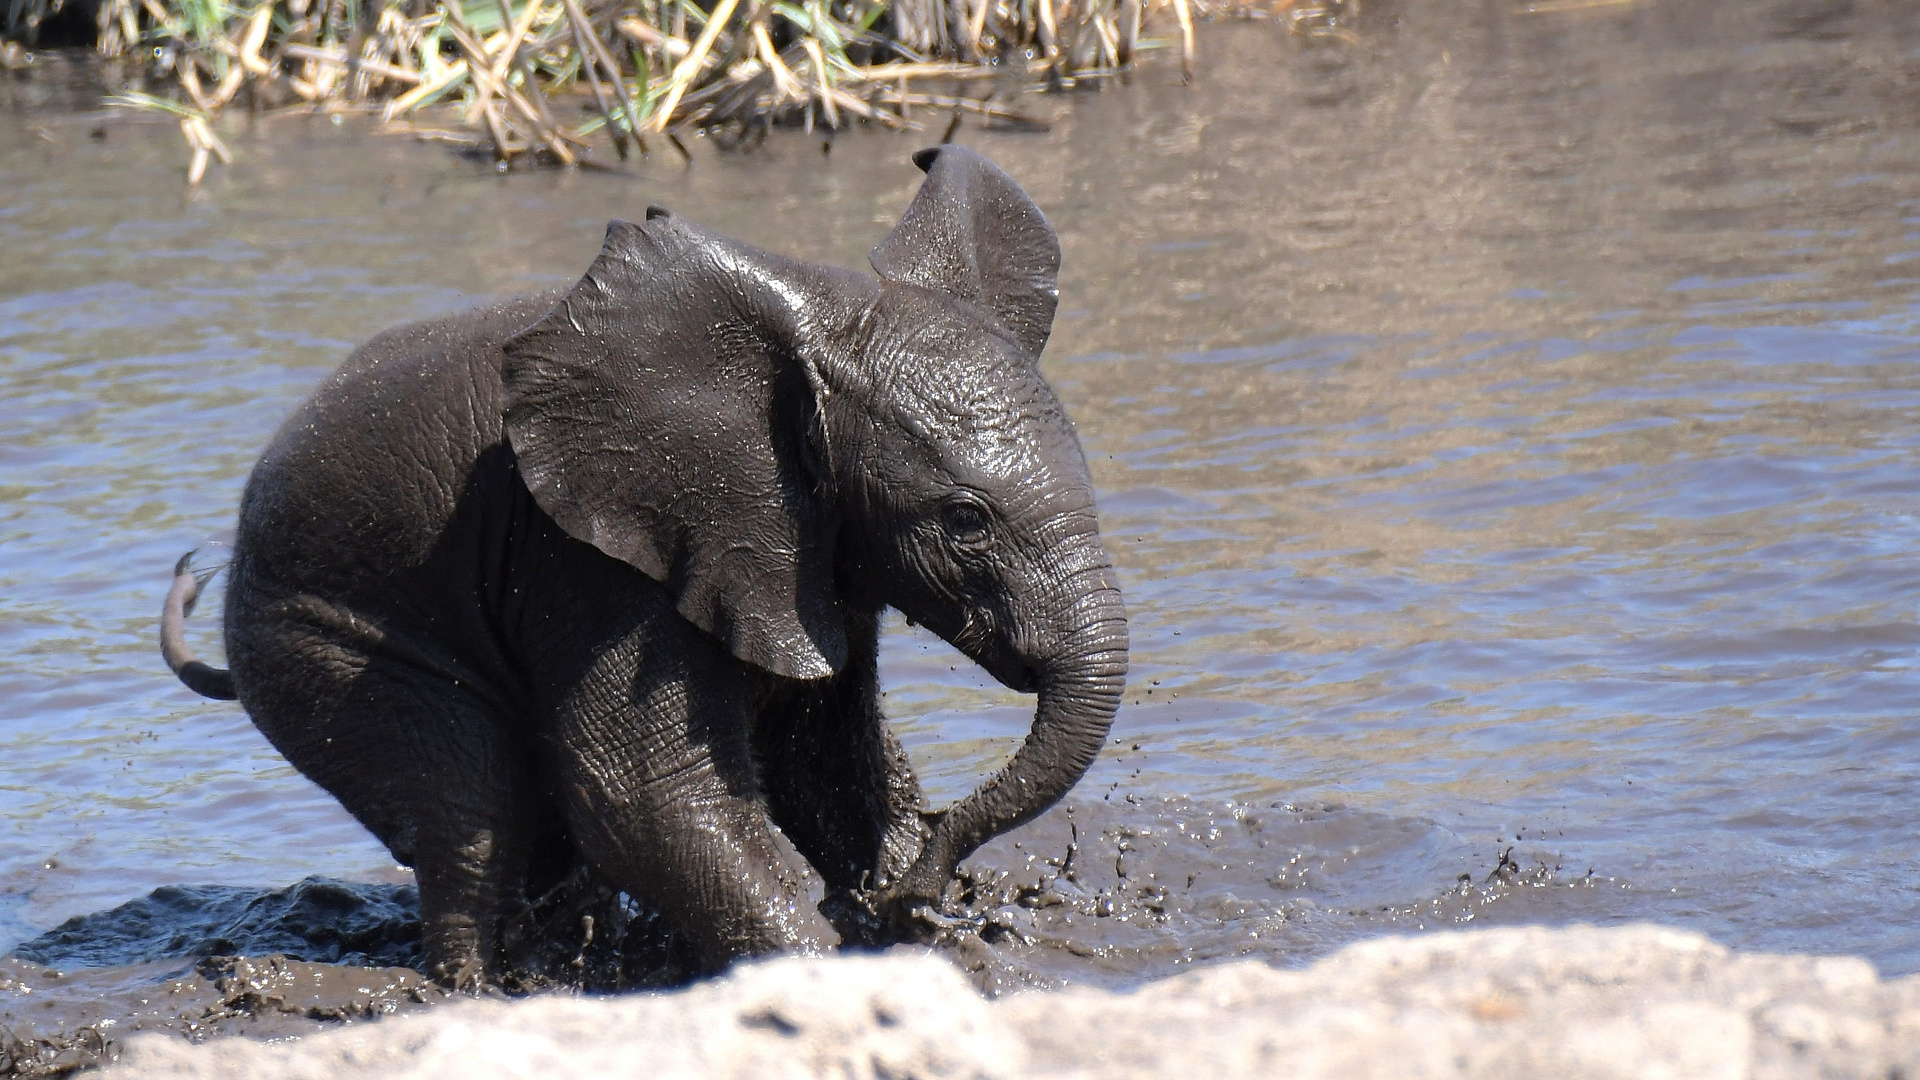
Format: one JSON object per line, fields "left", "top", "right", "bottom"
{"left": 1010, "top": 924, "right": 1920, "bottom": 1080}
{"left": 103, "top": 924, "right": 1920, "bottom": 1080}
{"left": 105, "top": 951, "right": 1020, "bottom": 1080}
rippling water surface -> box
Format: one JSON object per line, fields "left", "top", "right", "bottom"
{"left": 2, "top": 0, "right": 1917, "bottom": 1034}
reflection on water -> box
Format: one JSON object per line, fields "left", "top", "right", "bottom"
{"left": 2, "top": 0, "right": 1918, "bottom": 1035}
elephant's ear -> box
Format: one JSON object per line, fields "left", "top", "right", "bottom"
{"left": 868, "top": 145, "right": 1060, "bottom": 358}
{"left": 503, "top": 212, "right": 865, "bottom": 680}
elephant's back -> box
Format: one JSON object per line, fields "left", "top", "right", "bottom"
{"left": 232, "top": 291, "right": 563, "bottom": 601}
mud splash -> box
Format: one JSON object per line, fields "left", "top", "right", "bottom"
{"left": 0, "top": 950, "right": 437, "bottom": 1076}
{"left": 938, "top": 796, "right": 1604, "bottom": 996}
{"left": 0, "top": 796, "right": 1612, "bottom": 1074}
{"left": 0, "top": 872, "right": 713, "bottom": 1075}
{"left": 0, "top": 878, "right": 428, "bottom": 1075}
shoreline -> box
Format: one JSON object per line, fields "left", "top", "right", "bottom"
{"left": 0, "top": 0, "right": 1321, "bottom": 180}
{"left": 92, "top": 923, "right": 1920, "bottom": 1079}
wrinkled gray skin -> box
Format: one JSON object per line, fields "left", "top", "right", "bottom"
{"left": 159, "top": 146, "right": 1128, "bottom": 986}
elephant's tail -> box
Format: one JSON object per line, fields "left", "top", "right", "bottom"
{"left": 161, "top": 549, "right": 237, "bottom": 701}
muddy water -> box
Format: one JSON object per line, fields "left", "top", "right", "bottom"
{"left": 4, "top": 0, "right": 1920, "bottom": 1060}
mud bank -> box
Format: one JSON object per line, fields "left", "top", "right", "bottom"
{"left": 102, "top": 924, "right": 1920, "bottom": 1079}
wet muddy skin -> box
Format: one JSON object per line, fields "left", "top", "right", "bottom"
{"left": 5, "top": 0, "right": 1920, "bottom": 1070}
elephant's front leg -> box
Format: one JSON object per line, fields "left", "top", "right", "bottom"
{"left": 756, "top": 611, "right": 929, "bottom": 942}
{"left": 546, "top": 613, "right": 836, "bottom": 971}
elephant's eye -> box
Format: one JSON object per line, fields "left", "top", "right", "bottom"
{"left": 941, "top": 499, "right": 993, "bottom": 550}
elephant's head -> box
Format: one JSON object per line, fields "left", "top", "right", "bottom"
{"left": 501, "top": 145, "right": 1128, "bottom": 924}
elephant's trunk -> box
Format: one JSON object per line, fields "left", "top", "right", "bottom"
{"left": 889, "top": 577, "right": 1128, "bottom": 908}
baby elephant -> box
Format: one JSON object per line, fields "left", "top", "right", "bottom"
{"left": 161, "top": 145, "right": 1128, "bottom": 986}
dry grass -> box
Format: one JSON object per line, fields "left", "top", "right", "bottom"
{"left": 0, "top": 0, "right": 1336, "bottom": 181}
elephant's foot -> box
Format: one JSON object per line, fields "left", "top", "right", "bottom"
{"left": 422, "top": 916, "right": 493, "bottom": 991}
{"left": 842, "top": 870, "right": 972, "bottom": 947}
{"left": 415, "top": 843, "right": 524, "bottom": 991}
{"left": 871, "top": 851, "right": 962, "bottom": 944}
{"left": 818, "top": 889, "right": 890, "bottom": 947}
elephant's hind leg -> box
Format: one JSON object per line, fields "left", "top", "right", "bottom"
{"left": 230, "top": 604, "right": 540, "bottom": 987}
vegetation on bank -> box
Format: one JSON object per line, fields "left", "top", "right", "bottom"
{"left": 1, "top": 0, "right": 1357, "bottom": 181}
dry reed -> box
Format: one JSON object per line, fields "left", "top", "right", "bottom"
{"left": 0, "top": 0, "right": 1339, "bottom": 182}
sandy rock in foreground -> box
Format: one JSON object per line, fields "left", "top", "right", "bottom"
{"left": 106, "top": 924, "right": 1920, "bottom": 1080}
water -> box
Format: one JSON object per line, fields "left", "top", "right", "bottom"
{"left": 3, "top": 0, "right": 1919, "bottom": 1053}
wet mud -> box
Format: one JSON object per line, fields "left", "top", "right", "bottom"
{"left": 0, "top": 871, "right": 709, "bottom": 1074}
{"left": 936, "top": 796, "right": 1598, "bottom": 996}
{"left": 0, "top": 952, "right": 434, "bottom": 1076}
{"left": 0, "top": 795, "right": 1610, "bottom": 1073}
{"left": 0, "top": 883, "right": 435, "bottom": 1075}
{"left": 13, "top": 877, "right": 421, "bottom": 970}
{"left": 1, "top": 878, "right": 433, "bottom": 1074}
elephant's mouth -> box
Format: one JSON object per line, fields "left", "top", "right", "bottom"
{"left": 985, "top": 657, "right": 1041, "bottom": 694}
{"left": 932, "top": 608, "right": 1042, "bottom": 693}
